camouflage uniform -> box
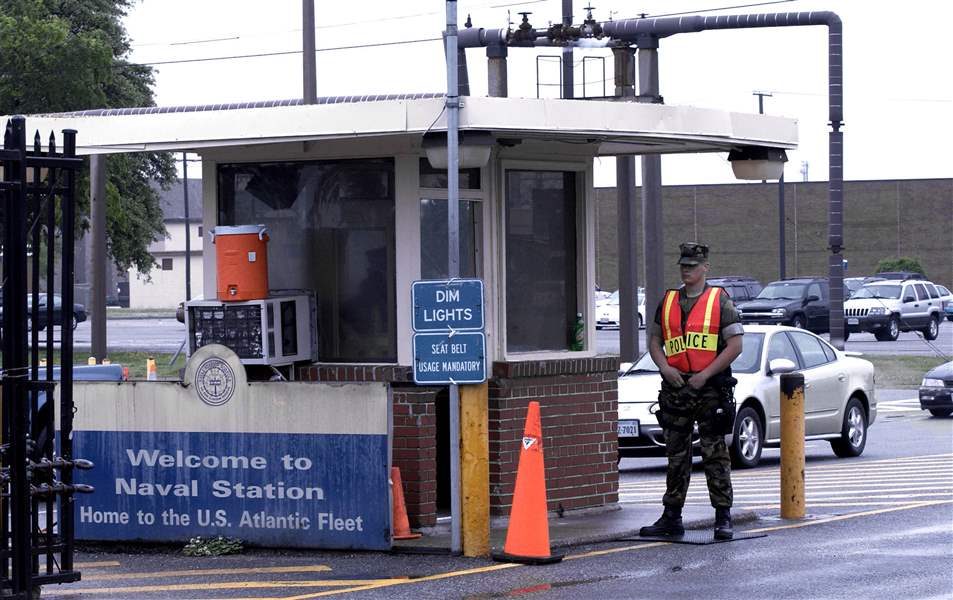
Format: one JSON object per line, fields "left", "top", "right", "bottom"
{"left": 658, "top": 380, "right": 733, "bottom": 509}
{"left": 650, "top": 255, "right": 742, "bottom": 511}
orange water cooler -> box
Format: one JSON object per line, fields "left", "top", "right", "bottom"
{"left": 212, "top": 224, "right": 269, "bottom": 301}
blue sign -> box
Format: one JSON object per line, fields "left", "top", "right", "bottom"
{"left": 412, "top": 279, "right": 484, "bottom": 332}
{"left": 413, "top": 332, "right": 486, "bottom": 384}
{"left": 74, "top": 430, "right": 390, "bottom": 550}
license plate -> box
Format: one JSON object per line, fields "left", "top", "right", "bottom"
{"left": 617, "top": 420, "right": 640, "bottom": 438}
{"left": 847, "top": 318, "right": 859, "bottom": 325}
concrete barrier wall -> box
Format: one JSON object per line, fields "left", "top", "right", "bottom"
{"left": 66, "top": 380, "right": 392, "bottom": 549}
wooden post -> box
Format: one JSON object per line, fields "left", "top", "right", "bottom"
{"left": 460, "top": 382, "right": 489, "bottom": 556}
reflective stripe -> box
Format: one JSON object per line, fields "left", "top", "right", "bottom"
{"left": 662, "top": 291, "right": 678, "bottom": 346}
{"left": 702, "top": 287, "right": 719, "bottom": 334}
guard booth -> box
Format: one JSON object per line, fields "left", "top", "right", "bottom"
{"left": 13, "top": 94, "right": 796, "bottom": 539}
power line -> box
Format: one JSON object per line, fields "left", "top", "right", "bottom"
{"left": 141, "top": 37, "right": 441, "bottom": 66}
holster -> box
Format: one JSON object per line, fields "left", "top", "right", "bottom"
{"left": 711, "top": 375, "right": 738, "bottom": 435}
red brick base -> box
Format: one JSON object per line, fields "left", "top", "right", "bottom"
{"left": 298, "top": 357, "right": 619, "bottom": 524}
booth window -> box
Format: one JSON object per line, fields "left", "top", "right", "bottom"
{"left": 218, "top": 159, "right": 396, "bottom": 363}
{"left": 504, "top": 170, "right": 578, "bottom": 352}
{"left": 420, "top": 198, "right": 482, "bottom": 279}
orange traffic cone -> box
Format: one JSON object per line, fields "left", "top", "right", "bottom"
{"left": 391, "top": 467, "right": 422, "bottom": 540}
{"left": 492, "top": 401, "right": 563, "bottom": 564}
{"left": 146, "top": 356, "right": 157, "bottom": 381}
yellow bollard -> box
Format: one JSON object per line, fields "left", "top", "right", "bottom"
{"left": 780, "top": 372, "right": 806, "bottom": 519}
{"left": 87, "top": 356, "right": 97, "bottom": 365}
{"left": 460, "top": 382, "right": 490, "bottom": 557}
{"left": 146, "top": 356, "right": 157, "bottom": 381}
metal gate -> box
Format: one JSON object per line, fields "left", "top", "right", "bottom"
{"left": 1, "top": 116, "right": 89, "bottom": 598}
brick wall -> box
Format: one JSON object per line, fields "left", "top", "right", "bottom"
{"left": 297, "top": 364, "right": 441, "bottom": 527}
{"left": 298, "top": 357, "right": 622, "bottom": 523}
{"left": 489, "top": 357, "right": 619, "bottom": 515}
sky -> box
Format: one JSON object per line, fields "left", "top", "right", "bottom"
{"left": 123, "top": 0, "right": 952, "bottom": 187}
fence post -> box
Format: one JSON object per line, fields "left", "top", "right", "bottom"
{"left": 780, "top": 372, "right": 806, "bottom": 518}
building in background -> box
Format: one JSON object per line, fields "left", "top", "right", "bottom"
{"left": 128, "top": 179, "right": 203, "bottom": 308}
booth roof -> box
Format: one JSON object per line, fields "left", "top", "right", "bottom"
{"left": 5, "top": 94, "right": 797, "bottom": 156}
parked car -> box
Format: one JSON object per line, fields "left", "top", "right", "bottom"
{"left": 844, "top": 276, "right": 885, "bottom": 298}
{"left": 876, "top": 271, "right": 927, "bottom": 281}
{"left": 935, "top": 284, "right": 953, "bottom": 322}
{"left": 595, "top": 290, "right": 645, "bottom": 330}
{"left": 617, "top": 325, "right": 876, "bottom": 467}
{"left": 843, "top": 279, "right": 944, "bottom": 341}
{"left": 919, "top": 361, "right": 953, "bottom": 418}
{"left": 736, "top": 277, "right": 830, "bottom": 333}
{"left": 0, "top": 293, "right": 87, "bottom": 333}
{"left": 707, "top": 276, "right": 763, "bottom": 303}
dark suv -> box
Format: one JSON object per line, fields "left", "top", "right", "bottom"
{"left": 736, "top": 277, "right": 831, "bottom": 333}
{"left": 708, "top": 276, "right": 763, "bottom": 303}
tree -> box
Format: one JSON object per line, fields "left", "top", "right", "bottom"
{"left": 0, "top": 0, "right": 175, "bottom": 274}
{"left": 875, "top": 257, "right": 926, "bottom": 276}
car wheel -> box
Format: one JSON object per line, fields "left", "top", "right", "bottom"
{"left": 831, "top": 397, "right": 867, "bottom": 458}
{"left": 921, "top": 315, "right": 939, "bottom": 341}
{"left": 638, "top": 314, "right": 644, "bottom": 329}
{"left": 947, "top": 315, "right": 953, "bottom": 322}
{"left": 843, "top": 329, "right": 850, "bottom": 341}
{"left": 730, "top": 406, "right": 763, "bottom": 469}
{"left": 71, "top": 315, "right": 79, "bottom": 330}
{"left": 874, "top": 316, "right": 900, "bottom": 341}
{"left": 790, "top": 314, "right": 806, "bottom": 329}
{"left": 928, "top": 408, "right": 953, "bottom": 418}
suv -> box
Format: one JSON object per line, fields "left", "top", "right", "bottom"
{"left": 736, "top": 277, "right": 830, "bottom": 333}
{"left": 844, "top": 279, "right": 944, "bottom": 341}
{"left": 876, "top": 271, "right": 927, "bottom": 281}
{"left": 707, "top": 276, "right": 763, "bottom": 303}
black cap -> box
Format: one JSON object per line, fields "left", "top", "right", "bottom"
{"left": 678, "top": 242, "right": 709, "bottom": 266}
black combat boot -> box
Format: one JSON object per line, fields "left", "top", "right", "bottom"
{"left": 639, "top": 506, "right": 685, "bottom": 537}
{"left": 714, "top": 507, "right": 733, "bottom": 540}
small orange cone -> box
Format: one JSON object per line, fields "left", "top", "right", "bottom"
{"left": 492, "top": 401, "right": 563, "bottom": 564}
{"left": 391, "top": 467, "right": 422, "bottom": 540}
{"left": 146, "top": 356, "right": 157, "bottom": 381}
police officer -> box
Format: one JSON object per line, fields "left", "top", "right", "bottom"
{"left": 639, "top": 242, "right": 743, "bottom": 540}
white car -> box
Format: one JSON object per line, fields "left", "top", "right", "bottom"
{"left": 618, "top": 325, "right": 876, "bottom": 468}
{"left": 596, "top": 290, "right": 646, "bottom": 330}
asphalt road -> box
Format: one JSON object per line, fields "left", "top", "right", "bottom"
{"left": 43, "top": 394, "right": 952, "bottom": 599}
{"left": 62, "top": 317, "right": 953, "bottom": 356}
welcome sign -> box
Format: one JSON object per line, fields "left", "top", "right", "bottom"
{"left": 67, "top": 368, "right": 392, "bottom": 550}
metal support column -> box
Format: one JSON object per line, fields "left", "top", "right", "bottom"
{"left": 89, "top": 154, "right": 107, "bottom": 361}
{"left": 561, "top": 0, "right": 573, "bottom": 99}
{"left": 637, "top": 38, "right": 664, "bottom": 320}
{"left": 613, "top": 45, "right": 639, "bottom": 361}
{"left": 302, "top": 0, "right": 317, "bottom": 104}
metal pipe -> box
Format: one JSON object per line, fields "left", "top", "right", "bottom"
{"left": 302, "top": 0, "right": 317, "bottom": 104}
{"left": 183, "top": 153, "right": 192, "bottom": 301}
{"left": 638, "top": 42, "right": 664, "bottom": 326}
{"left": 486, "top": 33, "right": 508, "bottom": 97}
{"left": 561, "top": 0, "right": 573, "bottom": 99}
{"left": 445, "top": 0, "right": 463, "bottom": 556}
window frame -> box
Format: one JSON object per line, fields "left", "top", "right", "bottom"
{"left": 498, "top": 158, "right": 593, "bottom": 361}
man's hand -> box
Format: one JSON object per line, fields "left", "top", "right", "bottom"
{"left": 660, "top": 364, "right": 685, "bottom": 387}
{"left": 687, "top": 372, "right": 709, "bottom": 390}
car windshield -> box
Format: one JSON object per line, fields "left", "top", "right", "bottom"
{"left": 621, "top": 332, "right": 764, "bottom": 377}
{"left": 853, "top": 284, "right": 901, "bottom": 300}
{"left": 756, "top": 283, "right": 806, "bottom": 300}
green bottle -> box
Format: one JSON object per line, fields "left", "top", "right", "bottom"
{"left": 570, "top": 312, "right": 585, "bottom": 351}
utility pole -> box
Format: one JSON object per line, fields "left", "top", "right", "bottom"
{"left": 183, "top": 153, "right": 191, "bottom": 301}
{"left": 302, "top": 0, "right": 317, "bottom": 104}
{"left": 754, "top": 90, "right": 785, "bottom": 280}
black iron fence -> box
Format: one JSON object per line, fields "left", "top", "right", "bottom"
{"left": 1, "top": 116, "right": 88, "bottom": 599}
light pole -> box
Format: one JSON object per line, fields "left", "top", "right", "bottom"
{"left": 754, "top": 90, "right": 786, "bottom": 281}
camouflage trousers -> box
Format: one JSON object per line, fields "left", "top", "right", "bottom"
{"left": 657, "top": 380, "right": 733, "bottom": 509}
